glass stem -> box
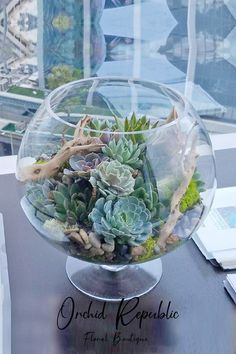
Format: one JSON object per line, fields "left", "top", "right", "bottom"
{"left": 100, "top": 265, "right": 127, "bottom": 272}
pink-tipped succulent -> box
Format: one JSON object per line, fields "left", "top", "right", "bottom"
{"left": 69, "top": 152, "right": 109, "bottom": 174}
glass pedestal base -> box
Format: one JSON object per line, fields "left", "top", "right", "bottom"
{"left": 66, "top": 256, "right": 163, "bottom": 302}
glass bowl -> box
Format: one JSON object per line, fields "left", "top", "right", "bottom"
{"left": 16, "top": 77, "right": 216, "bottom": 300}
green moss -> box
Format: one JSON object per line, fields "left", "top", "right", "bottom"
{"left": 138, "top": 237, "right": 156, "bottom": 262}
{"left": 180, "top": 178, "right": 200, "bottom": 213}
{"left": 35, "top": 160, "right": 47, "bottom": 165}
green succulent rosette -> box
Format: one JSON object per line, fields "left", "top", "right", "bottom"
{"left": 27, "top": 178, "right": 96, "bottom": 225}
{"left": 102, "top": 137, "right": 145, "bottom": 169}
{"left": 89, "top": 160, "right": 135, "bottom": 196}
{"left": 89, "top": 196, "right": 152, "bottom": 246}
{"left": 131, "top": 176, "right": 159, "bottom": 217}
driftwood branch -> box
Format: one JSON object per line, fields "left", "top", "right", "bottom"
{"left": 157, "top": 142, "right": 197, "bottom": 250}
{"left": 166, "top": 107, "right": 177, "bottom": 124}
{"left": 18, "top": 116, "right": 105, "bottom": 182}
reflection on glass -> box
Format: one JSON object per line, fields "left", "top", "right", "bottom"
{"left": 1, "top": 0, "right": 236, "bottom": 156}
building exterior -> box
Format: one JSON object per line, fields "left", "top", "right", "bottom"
{"left": 0, "top": 0, "right": 236, "bottom": 122}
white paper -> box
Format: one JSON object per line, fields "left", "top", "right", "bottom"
{"left": 0, "top": 155, "right": 17, "bottom": 175}
{"left": 224, "top": 279, "right": 236, "bottom": 304}
{"left": 227, "top": 274, "right": 236, "bottom": 292}
{"left": 205, "top": 187, "right": 236, "bottom": 211}
{"left": 193, "top": 187, "right": 236, "bottom": 265}
{"left": 224, "top": 274, "right": 236, "bottom": 304}
{"left": 196, "top": 228, "right": 236, "bottom": 254}
{"left": 0, "top": 214, "right": 11, "bottom": 354}
{"left": 213, "top": 250, "right": 236, "bottom": 270}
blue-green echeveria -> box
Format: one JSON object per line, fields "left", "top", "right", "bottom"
{"left": 89, "top": 196, "right": 152, "bottom": 246}
{"left": 89, "top": 160, "right": 135, "bottom": 196}
{"left": 102, "top": 137, "right": 145, "bottom": 169}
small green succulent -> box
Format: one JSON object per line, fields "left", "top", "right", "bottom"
{"left": 89, "top": 196, "right": 152, "bottom": 246}
{"left": 69, "top": 152, "right": 109, "bottom": 175}
{"left": 26, "top": 179, "right": 57, "bottom": 217}
{"left": 114, "top": 113, "right": 158, "bottom": 143}
{"left": 27, "top": 178, "right": 96, "bottom": 226}
{"left": 131, "top": 155, "right": 166, "bottom": 224}
{"left": 102, "top": 137, "right": 145, "bottom": 169}
{"left": 51, "top": 179, "right": 95, "bottom": 225}
{"left": 193, "top": 171, "right": 205, "bottom": 193}
{"left": 88, "top": 118, "right": 113, "bottom": 134}
{"left": 131, "top": 176, "right": 159, "bottom": 218}
{"left": 89, "top": 160, "right": 135, "bottom": 196}
{"left": 87, "top": 118, "right": 114, "bottom": 143}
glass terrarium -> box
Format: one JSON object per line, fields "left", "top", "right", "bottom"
{"left": 16, "top": 78, "right": 216, "bottom": 301}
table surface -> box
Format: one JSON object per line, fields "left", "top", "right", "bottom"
{"left": 1, "top": 149, "right": 236, "bottom": 354}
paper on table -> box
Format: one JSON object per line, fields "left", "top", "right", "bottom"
{"left": 213, "top": 250, "right": 236, "bottom": 270}
{"left": 227, "top": 274, "right": 236, "bottom": 292}
{"left": 0, "top": 213, "right": 11, "bottom": 354}
{"left": 204, "top": 186, "right": 236, "bottom": 210}
{"left": 197, "top": 229, "right": 236, "bottom": 255}
{"left": 193, "top": 187, "right": 236, "bottom": 266}
{"left": 224, "top": 274, "right": 236, "bottom": 304}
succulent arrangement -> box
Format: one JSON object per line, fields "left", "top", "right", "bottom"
{"left": 102, "top": 137, "right": 145, "bottom": 169}
{"left": 69, "top": 152, "right": 108, "bottom": 175}
{"left": 90, "top": 196, "right": 152, "bottom": 246}
{"left": 21, "top": 113, "right": 204, "bottom": 264}
{"left": 89, "top": 160, "right": 135, "bottom": 196}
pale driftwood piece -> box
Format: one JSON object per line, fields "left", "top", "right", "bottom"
{"left": 73, "top": 115, "right": 90, "bottom": 141}
{"left": 166, "top": 107, "right": 178, "bottom": 124}
{"left": 64, "top": 228, "right": 80, "bottom": 235}
{"left": 153, "top": 107, "right": 177, "bottom": 129}
{"left": 157, "top": 143, "right": 197, "bottom": 250}
{"left": 18, "top": 116, "right": 105, "bottom": 182}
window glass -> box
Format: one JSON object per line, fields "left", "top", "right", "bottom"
{"left": 0, "top": 0, "right": 236, "bottom": 155}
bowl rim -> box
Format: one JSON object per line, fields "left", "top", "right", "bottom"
{"left": 44, "top": 76, "right": 191, "bottom": 135}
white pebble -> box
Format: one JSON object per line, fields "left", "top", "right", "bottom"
{"left": 102, "top": 243, "right": 115, "bottom": 253}
{"left": 90, "top": 247, "right": 104, "bottom": 256}
{"left": 131, "top": 246, "right": 146, "bottom": 257}
{"left": 79, "top": 229, "right": 89, "bottom": 244}
{"left": 154, "top": 245, "right": 161, "bottom": 254}
{"left": 89, "top": 232, "right": 101, "bottom": 248}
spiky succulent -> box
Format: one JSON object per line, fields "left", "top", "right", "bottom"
{"left": 50, "top": 179, "right": 96, "bottom": 225}
{"left": 114, "top": 113, "right": 158, "bottom": 143}
{"left": 102, "top": 137, "right": 145, "bottom": 169}
{"left": 89, "top": 196, "right": 152, "bottom": 246}
{"left": 69, "top": 153, "right": 108, "bottom": 175}
{"left": 89, "top": 160, "right": 135, "bottom": 196}
{"left": 88, "top": 118, "right": 113, "bottom": 134}
{"left": 88, "top": 118, "right": 114, "bottom": 143}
